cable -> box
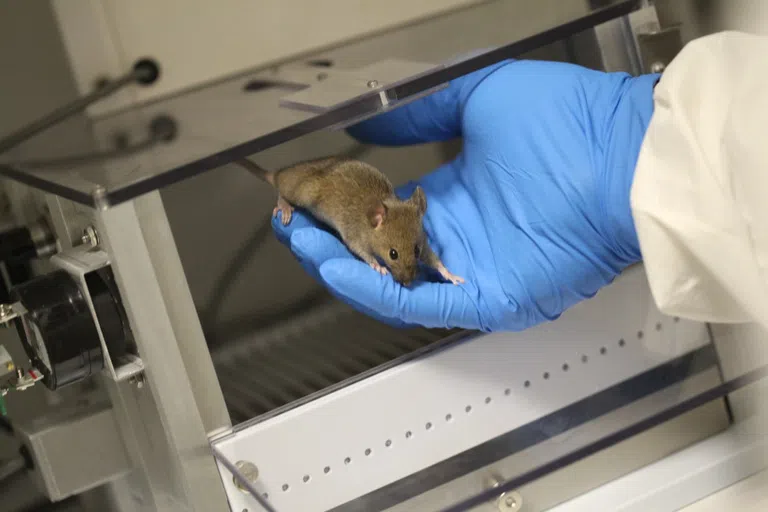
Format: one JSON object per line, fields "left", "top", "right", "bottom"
{"left": 0, "top": 59, "right": 160, "bottom": 156}
{"left": 4, "top": 115, "right": 177, "bottom": 169}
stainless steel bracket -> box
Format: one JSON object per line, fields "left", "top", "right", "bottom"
{"left": 636, "top": 24, "right": 684, "bottom": 73}
{"left": 275, "top": 59, "right": 445, "bottom": 113}
{"left": 50, "top": 245, "right": 145, "bottom": 382}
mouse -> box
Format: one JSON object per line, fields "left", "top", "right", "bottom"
{"left": 235, "top": 156, "right": 464, "bottom": 287}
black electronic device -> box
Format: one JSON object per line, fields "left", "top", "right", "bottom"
{"left": 7, "top": 264, "right": 133, "bottom": 390}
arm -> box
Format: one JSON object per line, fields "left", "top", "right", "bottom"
{"left": 630, "top": 31, "right": 768, "bottom": 327}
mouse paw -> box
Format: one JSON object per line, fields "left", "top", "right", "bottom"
{"left": 273, "top": 197, "right": 294, "bottom": 225}
{"left": 370, "top": 262, "right": 389, "bottom": 276}
{"left": 437, "top": 264, "right": 465, "bottom": 285}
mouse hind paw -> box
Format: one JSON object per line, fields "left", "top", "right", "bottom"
{"left": 273, "top": 196, "right": 294, "bottom": 225}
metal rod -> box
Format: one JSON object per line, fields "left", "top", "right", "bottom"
{"left": 0, "top": 71, "right": 138, "bottom": 155}
{"left": 278, "top": 341, "right": 350, "bottom": 382}
{"left": 257, "top": 347, "right": 334, "bottom": 389}
{"left": 221, "top": 373, "right": 284, "bottom": 410}
{"left": 243, "top": 355, "right": 315, "bottom": 398}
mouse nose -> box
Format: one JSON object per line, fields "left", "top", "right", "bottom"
{"left": 398, "top": 269, "right": 417, "bottom": 288}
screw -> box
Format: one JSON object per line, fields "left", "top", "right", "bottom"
{"left": 488, "top": 475, "right": 523, "bottom": 511}
{"left": 5, "top": 362, "right": 14, "bottom": 371}
{"left": 233, "top": 460, "right": 259, "bottom": 493}
{"left": 92, "top": 186, "right": 109, "bottom": 210}
{"left": 367, "top": 80, "right": 379, "bottom": 88}
{"left": 650, "top": 61, "right": 666, "bottom": 73}
{"left": 0, "top": 304, "right": 15, "bottom": 325}
{"left": 129, "top": 374, "right": 145, "bottom": 389}
{"left": 81, "top": 226, "right": 99, "bottom": 247}
{"left": 496, "top": 491, "right": 523, "bottom": 511}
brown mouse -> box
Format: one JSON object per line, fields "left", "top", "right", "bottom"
{"left": 236, "top": 156, "right": 464, "bottom": 287}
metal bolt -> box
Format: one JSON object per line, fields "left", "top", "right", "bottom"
{"left": 92, "top": 186, "right": 109, "bottom": 210}
{"left": 487, "top": 474, "right": 523, "bottom": 511}
{"left": 497, "top": 491, "right": 523, "bottom": 511}
{"left": 129, "top": 374, "right": 145, "bottom": 389}
{"left": 81, "top": 226, "right": 99, "bottom": 247}
{"left": 233, "top": 460, "right": 259, "bottom": 493}
{"left": 0, "top": 304, "right": 10, "bottom": 316}
{"left": 650, "top": 61, "right": 666, "bottom": 73}
{"left": 367, "top": 80, "right": 379, "bottom": 88}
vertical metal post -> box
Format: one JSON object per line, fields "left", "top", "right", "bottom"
{"left": 93, "top": 190, "right": 232, "bottom": 511}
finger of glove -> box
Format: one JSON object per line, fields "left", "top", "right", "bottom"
{"left": 289, "top": 229, "right": 414, "bottom": 329}
{"left": 319, "top": 259, "right": 483, "bottom": 330}
{"left": 345, "top": 61, "right": 511, "bottom": 146}
{"left": 290, "top": 228, "right": 354, "bottom": 269}
{"left": 326, "top": 289, "right": 415, "bottom": 329}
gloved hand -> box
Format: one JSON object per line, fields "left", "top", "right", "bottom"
{"left": 272, "top": 59, "right": 659, "bottom": 332}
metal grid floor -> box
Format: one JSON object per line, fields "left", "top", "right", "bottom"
{"left": 211, "top": 302, "right": 458, "bottom": 424}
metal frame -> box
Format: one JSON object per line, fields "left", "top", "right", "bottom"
{"left": 89, "top": 191, "right": 232, "bottom": 511}
{"left": 48, "top": 245, "right": 144, "bottom": 381}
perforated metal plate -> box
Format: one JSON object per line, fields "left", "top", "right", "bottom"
{"left": 211, "top": 266, "right": 713, "bottom": 511}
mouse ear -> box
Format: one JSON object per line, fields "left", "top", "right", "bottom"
{"left": 409, "top": 186, "right": 427, "bottom": 215}
{"left": 367, "top": 200, "right": 388, "bottom": 228}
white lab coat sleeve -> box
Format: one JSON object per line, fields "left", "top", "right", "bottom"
{"left": 630, "top": 31, "right": 768, "bottom": 327}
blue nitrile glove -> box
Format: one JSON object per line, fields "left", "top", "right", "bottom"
{"left": 272, "top": 59, "right": 659, "bottom": 332}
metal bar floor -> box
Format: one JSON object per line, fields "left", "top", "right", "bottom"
{"left": 211, "top": 302, "right": 459, "bottom": 425}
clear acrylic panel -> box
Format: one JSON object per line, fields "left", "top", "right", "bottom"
{"left": 0, "top": 0, "right": 640, "bottom": 207}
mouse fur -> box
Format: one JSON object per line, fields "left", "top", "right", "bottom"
{"left": 236, "top": 156, "right": 463, "bottom": 287}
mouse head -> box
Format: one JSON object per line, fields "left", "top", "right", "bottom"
{"left": 367, "top": 186, "right": 427, "bottom": 287}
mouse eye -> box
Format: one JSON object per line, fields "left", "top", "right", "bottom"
{"left": 414, "top": 245, "right": 421, "bottom": 258}
{"left": 389, "top": 248, "right": 398, "bottom": 260}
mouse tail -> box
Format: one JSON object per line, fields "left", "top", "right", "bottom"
{"left": 235, "top": 158, "right": 274, "bottom": 185}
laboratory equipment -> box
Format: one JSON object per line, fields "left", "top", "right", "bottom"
{"left": 0, "top": 1, "right": 765, "bottom": 511}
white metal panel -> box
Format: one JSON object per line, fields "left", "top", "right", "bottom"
{"left": 213, "top": 265, "right": 712, "bottom": 512}
{"left": 549, "top": 416, "right": 768, "bottom": 512}
{"left": 49, "top": 0, "right": 485, "bottom": 117}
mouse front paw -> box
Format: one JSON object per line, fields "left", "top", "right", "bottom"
{"left": 370, "top": 262, "right": 389, "bottom": 276}
{"left": 273, "top": 197, "right": 294, "bottom": 225}
{"left": 437, "top": 263, "right": 465, "bottom": 285}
